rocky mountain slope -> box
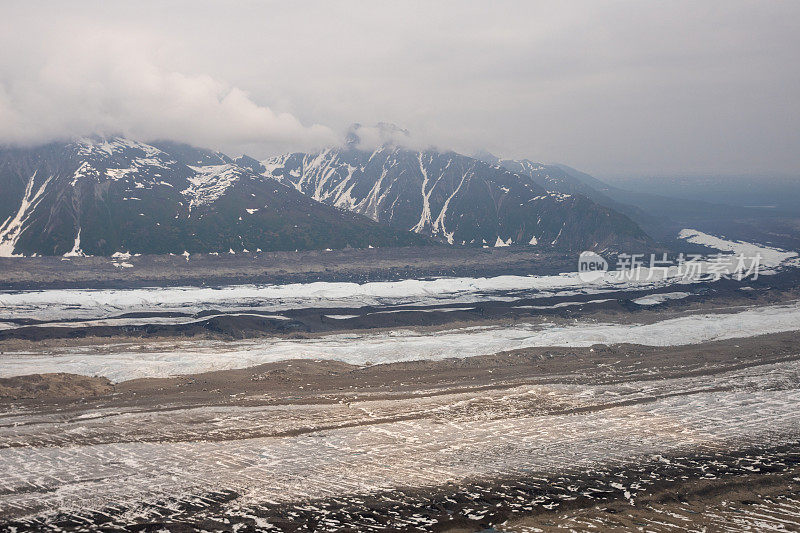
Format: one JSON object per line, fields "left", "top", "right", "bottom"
{"left": 470, "top": 151, "right": 656, "bottom": 229}
{"left": 262, "top": 140, "right": 650, "bottom": 250}
{"left": 0, "top": 137, "right": 427, "bottom": 256}
{"left": 0, "top": 132, "right": 653, "bottom": 257}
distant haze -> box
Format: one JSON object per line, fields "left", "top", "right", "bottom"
{"left": 1, "top": 1, "right": 798, "bottom": 176}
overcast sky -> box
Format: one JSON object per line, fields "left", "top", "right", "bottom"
{"left": 1, "top": 1, "right": 798, "bottom": 176}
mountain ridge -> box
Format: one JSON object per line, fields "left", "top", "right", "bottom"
{"left": 0, "top": 137, "right": 429, "bottom": 256}
{"left": 0, "top": 135, "right": 653, "bottom": 257}
{"left": 261, "top": 145, "right": 651, "bottom": 250}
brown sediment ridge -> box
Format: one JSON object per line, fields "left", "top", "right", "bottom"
{"left": 2, "top": 328, "right": 799, "bottom": 529}
{"left": 2, "top": 329, "right": 798, "bottom": 413}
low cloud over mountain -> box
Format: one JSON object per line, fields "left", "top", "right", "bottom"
{"left": 0, "top": 30, "right": 334, "bottom": 155}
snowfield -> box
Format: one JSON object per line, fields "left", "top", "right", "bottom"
{"left": 678, "top": 228, "right": 797, "bottom": 267}
{"left": 1, "top": 228, "right": 795, "bottom": 322}
{"left": 3, "top": 300, "right": 800, "bottom": 382}
{"left": 1, "top": 229, "right": 798, "bottom": 382}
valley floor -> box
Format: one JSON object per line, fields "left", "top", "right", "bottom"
{"left": 2, "top": 231, "right": 800, "bottom": 531}
{"left": 0, "top": 246, "right": 575, "bottom": 291}
{"left": 2, "top": 331, "right": 800, "bottom": 531}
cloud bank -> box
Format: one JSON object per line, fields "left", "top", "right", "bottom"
{"left": 0, "top": 29, "right": 334, "bottom": 154}
{"left": 1, "top": 1, "right": 799, "bottom": 175}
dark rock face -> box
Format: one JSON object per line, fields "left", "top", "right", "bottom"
{"left": 0, "top": 134, "right": 650, "bottom": 257}
{"left": 263, "top": 146, "right": 650, "bottom": 250}
{"left": 0, "top": 137, "right": 428, "bottom": 256}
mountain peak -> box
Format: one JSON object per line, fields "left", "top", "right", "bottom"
{"left": 471, "top": 149, "right": 500, "bottom": 165}
{"left": 70, "top": 136, "right": 164, "bottom": 159}
{"left": 233, "top": 154, "right": 266, "bottom": 174}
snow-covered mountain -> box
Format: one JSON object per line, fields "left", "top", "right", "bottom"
{"left": 261, "top": 141, "right": 650, "bottom": 250}
{"left": 0, "top": 132, "right": 653, "bottom": 257}
{"left": 0, "top": 137, "right": 427, "bottom": 256}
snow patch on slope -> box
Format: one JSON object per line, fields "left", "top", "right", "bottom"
{"left": 74, "top": 137, "right": 165, "bottom": 159}
{"left": 182, "top": 164, "right": 247, "bottom": 209}
{"left": 71, "top": 138, "right": 177, "bottom": 185}
{"left": 63, "top": 228, "right": 85, "bottom": 257}
{"left": 679, "top": 228, "right": 797, "bottom": 268}
{"left": 0, "top": 171, "right": 53, "bottom": 257}
{"left": 632, "top": 292, "right": 691, "bottom": 306}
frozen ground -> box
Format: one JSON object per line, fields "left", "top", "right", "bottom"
{"left": 0, "top": 229, "right": 798, "bottom": 384}
{"left": 0, "top": 229, "right": 793, "bottom": 325}
{"left": 0, "top": 269, "right": 698, "bottom": 323}
{"left": 1, "top": 229, "right": 799, "bottom": 530}
{"left": 2, "top": 345, "right": 800, "bottom": 530}
{"left": 3, "top": 299, "right": 800, "bottom": 382}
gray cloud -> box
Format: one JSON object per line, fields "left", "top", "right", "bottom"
{"left": 0, "top": 25, "right": 335, "bottom": 153}
{"left": 1, "top": 1, "right": 798, "bottom": 176}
